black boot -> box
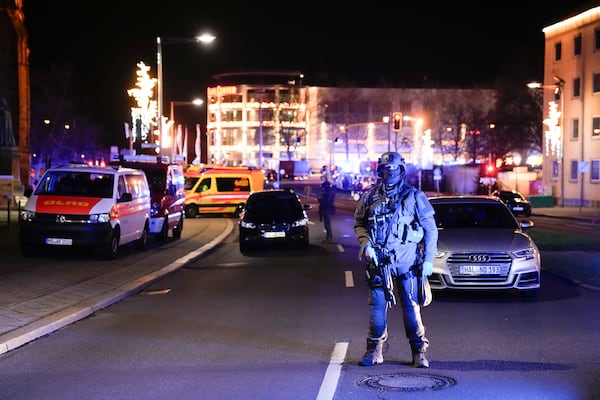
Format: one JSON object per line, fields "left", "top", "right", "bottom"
{"left": 412, "top": 351, "right": 429, "bottom": 368}
{"left": 359, "top": 331, "right": 387, "bottom": 366}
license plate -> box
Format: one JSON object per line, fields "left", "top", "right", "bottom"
{"left": 512, "top": 206, "right": 524, "bottom": 211}
{"left": 46, "top": 238, "right": 73, "bottom": 246}
{"left": 263, "top": 232, "right": 285, "bottom": 239}
{"left": 460, "top": 265, "right": 500, "bottom": 275}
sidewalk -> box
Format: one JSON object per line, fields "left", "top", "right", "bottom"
{"left": 530, "top": 205, "right": 600, "bottom": 223}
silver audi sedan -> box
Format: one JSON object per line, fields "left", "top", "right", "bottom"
{"left": 428, "top": 195, "right": 541, "bottom": 297}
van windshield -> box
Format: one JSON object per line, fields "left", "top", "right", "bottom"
{"left": 184, "top": 177, "right": 199, "bottom": 191}
{"left": 34, "top": 171, "right": 114, "bottom": 198}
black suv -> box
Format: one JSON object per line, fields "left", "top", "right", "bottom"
{"left": 238, "top": 189, "right": 311, "bottom": 253}
{"left": 492, "top": 190, "right": 532, "bottom": 217}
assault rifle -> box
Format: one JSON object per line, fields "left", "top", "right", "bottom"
{"left": 365, "top": 247, "right": 396, "bottom": 306}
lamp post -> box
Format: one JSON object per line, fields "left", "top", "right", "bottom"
{"left": 382, "top": 114, "right": 391, "bottom": 152}
{"left": 527, "top": 75, "right": 565, "bottom": 206}
{"left": 157, "top": 33, "right": 215, "bottom": 157}
{"left": 169, "top": 98, "right": 204, "bottom": 161}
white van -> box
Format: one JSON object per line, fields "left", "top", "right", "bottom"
{"left": 19, "top": 164, "right": 151, "bottom": 259}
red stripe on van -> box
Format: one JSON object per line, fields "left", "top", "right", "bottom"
{"left": 36, "top": 196, "right": 102, "bottom": 214}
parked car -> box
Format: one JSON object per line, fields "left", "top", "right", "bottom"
{"left": 492, "top": 189, "right": 532, "bottom": 217}
{"left": 238, "top": 188, "right": 311, "bottom": 253}
{"left": 428, "top": 195, "right": 541, "bottom": 297}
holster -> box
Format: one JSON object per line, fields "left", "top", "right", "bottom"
{"left": 414, "top": 263, "right": 432, "bottom": 307}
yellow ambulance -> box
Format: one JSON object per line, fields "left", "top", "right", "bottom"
{"left": 183, "top": 166, "right": 264, "bottom": 217}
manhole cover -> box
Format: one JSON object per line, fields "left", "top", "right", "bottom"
{"left": 357, "top": 372, "right": 456, "bottom": 392}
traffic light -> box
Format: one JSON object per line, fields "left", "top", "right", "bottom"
{"left": 392, "top": 112, "right": 403, "bottom": 131}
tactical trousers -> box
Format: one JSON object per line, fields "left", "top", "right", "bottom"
{"left": 367, "top": 273, "right": 429, "bottom": 354}
{"left": 322, "top": 213, "right": 333, "bottom": 240}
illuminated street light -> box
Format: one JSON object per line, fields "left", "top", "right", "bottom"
{"left": 157, "top": 33, "right": 215, "bottom": 157}
{"left": 168, "top": 98, "right": 204, "bottom": 161}
{"left": 527, "top": 75, "right": 565, "bottom": 206}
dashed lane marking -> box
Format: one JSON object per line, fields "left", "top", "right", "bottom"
{"left": 345, "top": 271, "right": 354, "bottom": 287}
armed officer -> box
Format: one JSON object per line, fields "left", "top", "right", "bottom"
{"left": 353, "top": 152, "right": 438, "bottom": 368}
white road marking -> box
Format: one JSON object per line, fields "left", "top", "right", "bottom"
{"left": 217, "top": 262, "right": 248, "bottom": 267}
{"left": 345, "top": 271, "right": 354, "bottom": 287}
{"left": 316, "top": 342, "right": 349, "bottom": 400}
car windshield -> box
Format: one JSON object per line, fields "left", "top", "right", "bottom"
{"left": 34, "top": 171, "right": 114, "bottom": 198}
{"left": 432, "top": 203, "right": 518, "bottom": 229}
{"left": 496, "top": 191, "right": 524, "bottom": 201}
{"left": 246, "top": 192, "right": 302, "bottom": 218}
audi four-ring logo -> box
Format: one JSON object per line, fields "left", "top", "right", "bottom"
{"left": 469, "top": 254, "right": 490, "bottom": 262}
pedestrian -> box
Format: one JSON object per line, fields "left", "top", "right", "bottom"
{"left": 0, "top": 97, "right": 16, "bottom": 147}
{"left": 353, "top": 152, "right": 438, "bottom": 368}
{"left": 318, "top": 180, "right": 336, "bottom": 243}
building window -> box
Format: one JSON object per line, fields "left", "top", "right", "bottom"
{"left": 570, "top": 160, "right": 578, "bottom": 181}
{"left": 222, "top": 94, "right": 243, "bottom": 103}
{"left": 596, "top": 28, "right": 600, "bottom": 50}
{"left": 554, "top": 42, "right": 562, "bottom": 61}
{"left": 594, "top": 73, "right": 600, "bottom": 93}
{"left": 573, "top": 77, "right": 581, "bottom": 97}
{"left": 591, "top": 159, "right": 600, "bottom": 182}
{"left": 572, "top": 118, "right": 579, "bottom": 140}
{"left": 552, "top": 160, "right": 559, "bottom": 180}
{"left": 593, "top": 116, "right": 600, "bottom": 137}
{"left": 574, "top": 34, "right": 582, "bottom": 55}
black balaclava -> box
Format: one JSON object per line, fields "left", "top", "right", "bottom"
{"left": 377, "top": 152, "right": 405, "bottom": 188}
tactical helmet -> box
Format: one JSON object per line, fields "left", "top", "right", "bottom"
{"left": 377, "top": 152, "right": 405, "bottom": 173}
{"left": 377, "top": 152, "right": 406, "bottom": 186}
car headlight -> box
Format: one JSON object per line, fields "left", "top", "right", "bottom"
{"left": 150, "top": 202, "right": 160, "bottom": 217}
{"left": 292, "top": 218, "right": 308, "bottom": 227}
{"left": 240, "top": 220, "right": 256, "bottom": 229}
{"left": 512, "top": 247, "right": 536, "bottom": 260}
{"left": 89, "top": 213, "right": 111, "bottom": 223}
{"left": 20, "top": 210, "right": 35, "bottom": 221}
{"left": 435, "top": 250, "right": 448, "bottom": 259}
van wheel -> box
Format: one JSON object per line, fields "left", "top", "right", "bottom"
{"left": 135, "top": 223, "right": 149, "bottom": 250}
{"left": 158, "top": 217, "right": 169, "bottom": 241}
{"left": 172, "top": 215, "right": 184, "bottom": 239}
{"left": 185, "top": 205, "right": 198, "bottom": 218}
{"left": 104, "top": 229, "right": 120, "bottom": 259}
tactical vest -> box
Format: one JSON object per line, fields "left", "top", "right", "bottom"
{"left": 365, "top": 184, "right": 422, "bottom": 269}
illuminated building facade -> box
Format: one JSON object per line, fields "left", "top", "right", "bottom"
{"left": 207, "top": 71, "right": 496, "bottom": 175}
{"left": 206, "top": 72, "right": 309, "bottom": 170}
{"left": 542, "top": 6, "right": 600, "bottom": 207}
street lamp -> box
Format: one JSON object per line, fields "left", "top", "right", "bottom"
{"left": 527, "top": 75, "right": 565, "bottom": 206}
{"left": 168, "top": 98, "right": 204, "bottom": 161}
{"left": 157, "top": 33, "right": 215, "bottom": 157}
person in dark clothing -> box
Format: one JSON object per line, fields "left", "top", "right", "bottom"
{"left": 354, "top": 152, "right": 438, "bottom": 368}
{"left": 318, "top": 180, "right": 336, "bottom": 243}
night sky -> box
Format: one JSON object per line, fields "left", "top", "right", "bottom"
{"left": 21, "top": 1, "right": 600, "bottom": 146}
